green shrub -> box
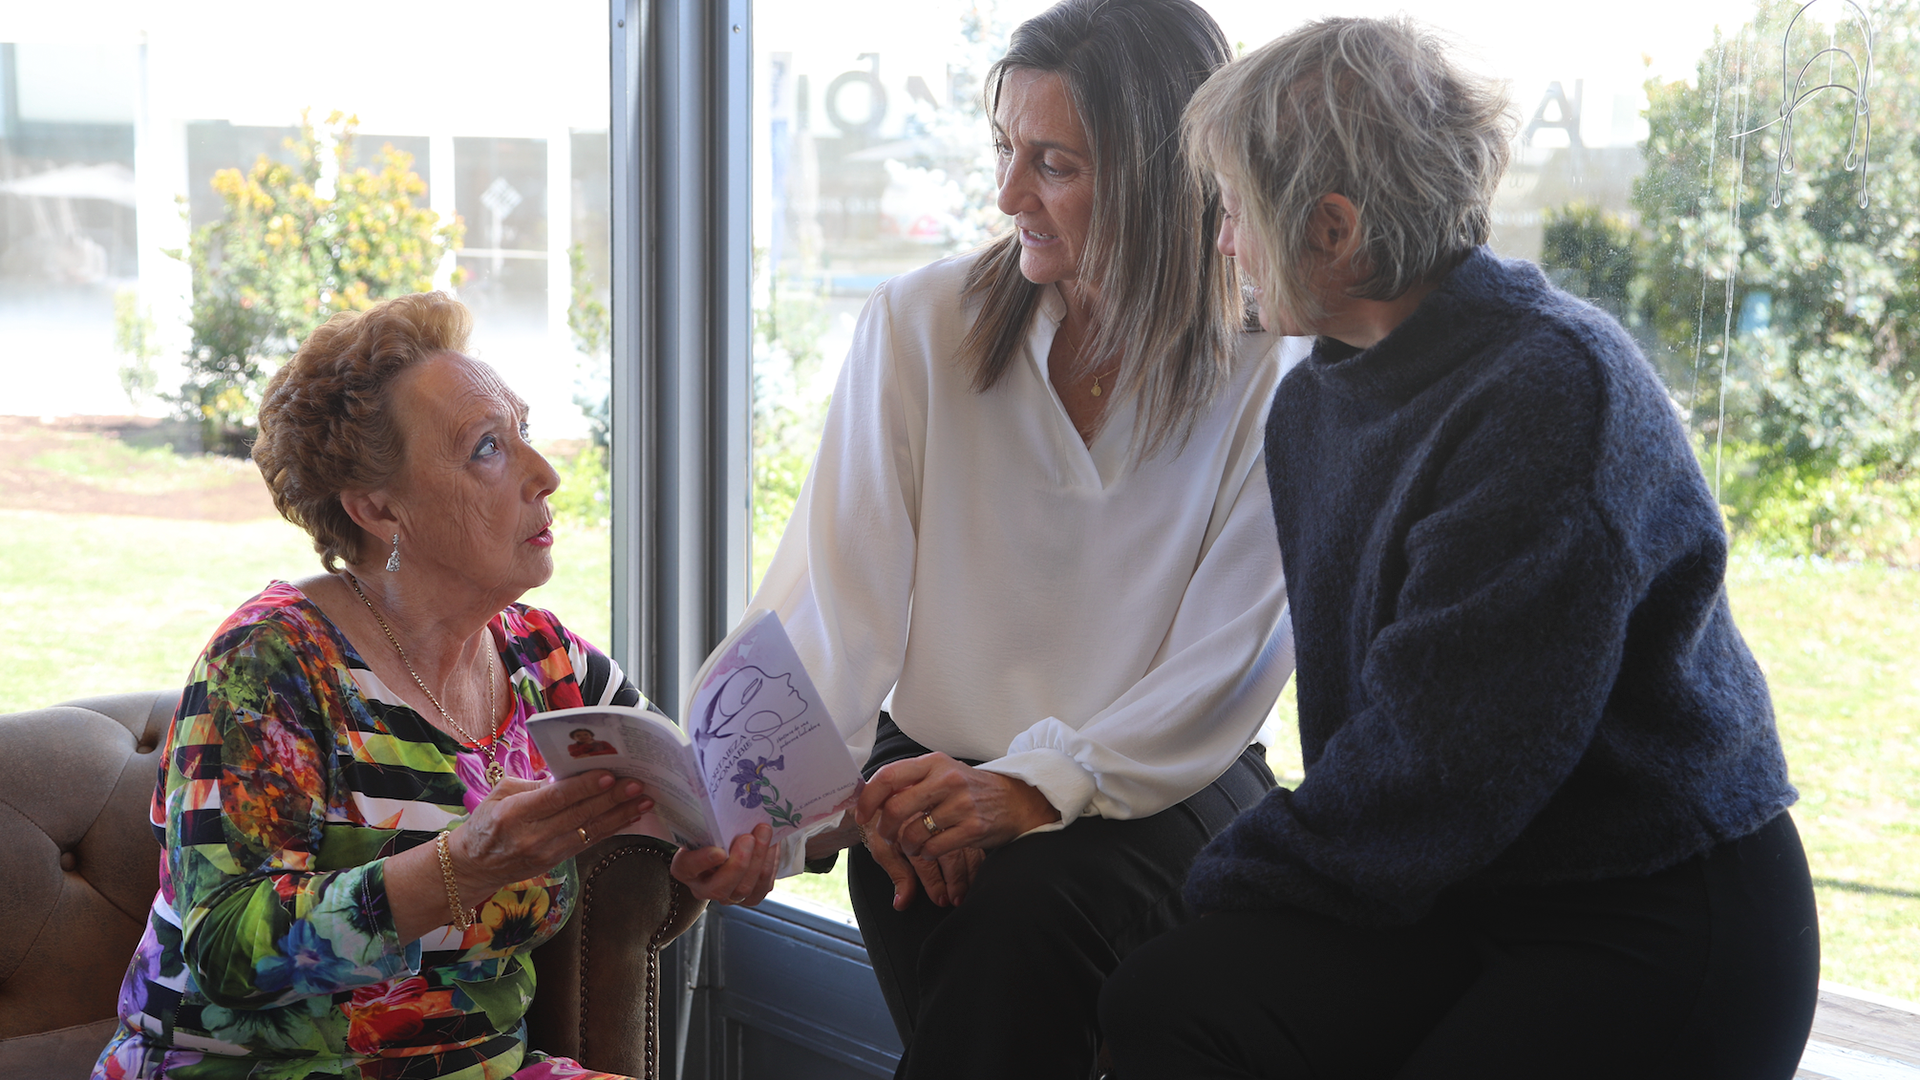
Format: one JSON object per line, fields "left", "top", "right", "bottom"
{"left": 750, "top": 262, "right": 831, "bottom": 588}
{"left": 1636, "top": 2, "right": 1920, "bottom": 475}
{"left": 567, "top": 242, "right": 611, "bottom": 451}
{"left": 1540, "top": 203, "right": 1638, "bottom": 320}
{"left": 549, "top": 442, "right": 610, "bottom": 529}
{"left": 1703, "top": 439, "right": 1920, "bottom": 566}
{"left": 113, "top": 288, "right": 160, "bottom": 408}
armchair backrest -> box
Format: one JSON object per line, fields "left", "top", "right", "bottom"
{"left": 0, "top": 691, "right": 173, "bottom": 1078}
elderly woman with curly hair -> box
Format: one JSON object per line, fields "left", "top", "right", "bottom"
{"left": 1099, "top": 16, "right": 1820, "bottom": 1080}
{"left": 90, "top": 292, "right": 748, "bottom": 1080}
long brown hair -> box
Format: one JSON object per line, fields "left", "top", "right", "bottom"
{"left": 959, "top": 0, "right": 1242, "bottom": 457}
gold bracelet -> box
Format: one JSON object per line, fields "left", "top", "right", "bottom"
{"left": 435, "top": 829, "right": 474, "bottom": 931}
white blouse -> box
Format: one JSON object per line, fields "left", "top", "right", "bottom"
{"left": 753, "top": 253, "right": 1305, "bottom": 869}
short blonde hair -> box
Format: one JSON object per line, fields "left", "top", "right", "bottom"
{"left": 1184, "top": 16, "right": 1514, "bottom": 328}
{"left": 253, "top": 292, "right": 472, "bottom": 570}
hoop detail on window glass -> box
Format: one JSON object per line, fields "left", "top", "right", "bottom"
{"left": 1732, "top": 0, "right": 1876, "bottom": 209}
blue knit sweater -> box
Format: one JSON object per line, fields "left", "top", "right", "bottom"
{"left": 1185, "top": 248, "right": 1797, "bottom": 926}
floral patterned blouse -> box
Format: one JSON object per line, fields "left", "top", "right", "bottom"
{"left": 95, "top": 582, "right": 644, "bottom": 1080}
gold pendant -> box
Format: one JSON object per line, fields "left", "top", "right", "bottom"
{"left": 484, "top": 760, "right": 506, "bottom": 786}
{"left": 1090, "top": 381, "right": 1102, "bottom": 397}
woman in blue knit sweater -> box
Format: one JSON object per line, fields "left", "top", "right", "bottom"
{"left": 1099, "top": 16, "right": 1820, "bottom": 1079}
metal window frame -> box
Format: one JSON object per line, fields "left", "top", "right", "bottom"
{"left": 608, "top": 2, "right": 900, "bottom": 1075}
{"left": 610, "top": 0, "right": 750, "bottom": 709}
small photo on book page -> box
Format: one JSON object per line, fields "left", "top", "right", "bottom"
{"left": 526, "top": 708, "right": 718, "bottom": 850}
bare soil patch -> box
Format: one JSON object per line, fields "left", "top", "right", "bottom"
{"left": 0, "top": 415, "right": 279, "bottom": 522}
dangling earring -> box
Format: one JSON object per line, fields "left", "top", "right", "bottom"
{"left": 386, "top": 534, "right": 401, "bottom": 572}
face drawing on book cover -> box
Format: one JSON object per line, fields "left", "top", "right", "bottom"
{"left": 700, "top": 666, "right": 809, "bottom": 750}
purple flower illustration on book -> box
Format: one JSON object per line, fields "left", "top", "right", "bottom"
{"left": 731, "top": 755, "right": 803, "bottom": 828}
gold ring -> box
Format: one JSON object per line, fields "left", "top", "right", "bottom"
{"left": 922, "top": 810, "right": 942, "bottom": 836}
{"left": 578, "top": 827, "right": 591, "bottom": 845}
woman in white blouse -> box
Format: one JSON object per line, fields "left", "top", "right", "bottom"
{"left": 740, "top": 0, "right": 1302, "bottom": 1073}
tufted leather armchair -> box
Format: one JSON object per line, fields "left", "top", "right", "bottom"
{"left": 0, "top": 691, "right": 705, "bottom": 1080}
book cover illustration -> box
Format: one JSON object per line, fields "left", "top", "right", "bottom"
{"left": 686, "top": 611, "right": 860, "bottom": 842}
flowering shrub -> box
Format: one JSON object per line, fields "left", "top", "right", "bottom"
{"left": 174, "top": 109, "right": 464, "bottom": 452}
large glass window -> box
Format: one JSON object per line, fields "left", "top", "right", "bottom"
{"left": 3, "top": 0, "right": 1912, "bottom": 1039}
{"left": 748, "top": 0, "right": 1919, "bottom": 1003}
{"left": 751, "top": 0, "right": 1053, "bottom": 916}
{"left": 0, "top": 3, "right": 613, "bottom": 705}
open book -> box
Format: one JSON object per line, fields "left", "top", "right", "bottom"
{"left": 526, "top": 609, "right": 861, "bottom": 851}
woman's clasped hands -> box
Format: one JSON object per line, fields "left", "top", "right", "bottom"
{"left": 664, "top": 753, "right": 1061, "bottom": 912}
{"left": 856, "top": 753, "right": 1060, "bottom": 911}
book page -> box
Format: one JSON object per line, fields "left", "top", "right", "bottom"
{"left": 684, "top": 610, "right": 862, "bottom": 844}
{"left": 526, "top": 706, "right": 719, "bottom": 849}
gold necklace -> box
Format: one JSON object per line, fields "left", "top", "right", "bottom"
{"left": 344, "top": 572, "right": 505, "bottom": 786}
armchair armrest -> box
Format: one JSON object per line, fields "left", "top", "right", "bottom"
{"left": 525, "top": 834, "right": 707, "bottom": 1079}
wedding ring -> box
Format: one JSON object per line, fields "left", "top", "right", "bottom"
{"left": 922, "top": 810, "right": 943, "bottom": 836}
{"left": 578, "top": 827, "right": 592, "bottom": 845}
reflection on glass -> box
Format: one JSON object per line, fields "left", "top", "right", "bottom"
{"left": 750, "top": 0, "right": 1919, "bottom": 995}
{"left": 1, "top": 3, "right": 613, "bottom": 711}
{"left": 753, "top": 0, "right": 1045, "bottom": 913}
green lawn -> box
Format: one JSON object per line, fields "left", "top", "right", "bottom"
{"left": 1723, "top": 556, "right": 1920, "bottom": 999}
{"left": 1252, "top": 557, "right": 1920, "bottom": 999}
{"left": 0, "top": 509, "right": 610, "bottom": 708}
{"left": 3, "top": 507, "right": 1913, "bottom": 999}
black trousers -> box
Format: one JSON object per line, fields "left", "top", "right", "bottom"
{"left": 1099, "top": 810, "right": 1821, "bottom": 1080}
{"left": 848, "top": 715, "right": 1275, "bottom": 1080}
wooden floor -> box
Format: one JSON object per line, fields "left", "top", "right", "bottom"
{"left": 1796, "top": 983, "right": 1920, "bottom": 1080}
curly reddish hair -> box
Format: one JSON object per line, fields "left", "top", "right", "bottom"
{"left": 253, "top": 291, "right": 473, "bottom": 570}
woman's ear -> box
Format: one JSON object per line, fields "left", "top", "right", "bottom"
{"left": 339, "top": 488, "right": 402, "bottom": 550}
{"left": 1307, "top": 194, "right": 1361, "bottom": 261}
